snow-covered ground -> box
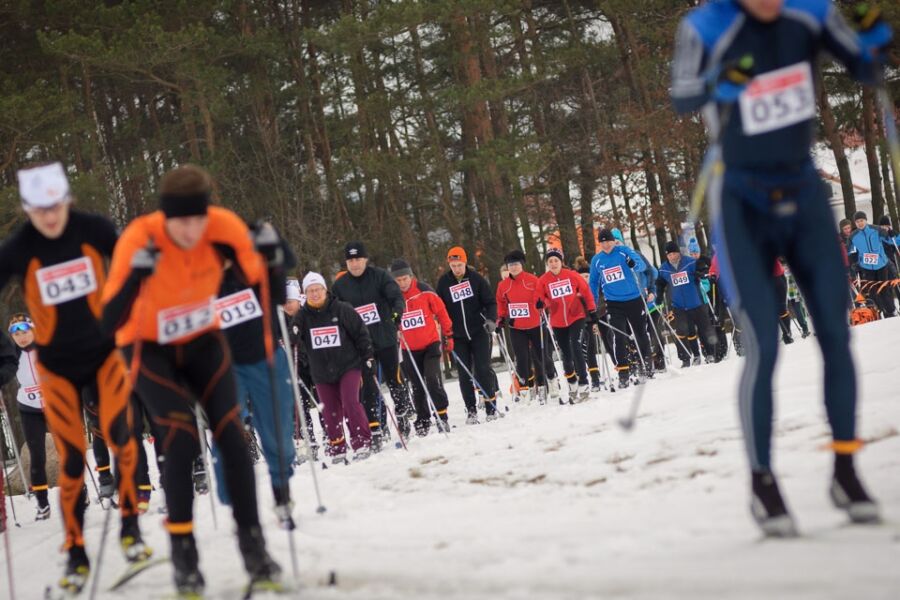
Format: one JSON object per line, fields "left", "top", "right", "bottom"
{"left": 3, "top": 319, "right": 899, "bottom": 599}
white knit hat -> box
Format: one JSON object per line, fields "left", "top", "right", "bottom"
{"left": 286, "top": 278, "right": 302, "bottom": 302}
{"left": 302, "top": 272, "right": 327, "bottom": 292}
{"left": 17, "top": 162, "right": 71, "bottom": 209}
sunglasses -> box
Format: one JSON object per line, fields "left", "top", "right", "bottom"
{"left": 8, "top": 322, "right": 33, "bottom": 334}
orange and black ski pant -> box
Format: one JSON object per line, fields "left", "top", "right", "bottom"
{"left": 131, "top": 332, "right": 259, "bottom": 537}
{"left": 37, "top": 351, "right": 138, "bottom": 550}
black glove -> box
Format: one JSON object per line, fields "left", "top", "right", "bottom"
{"left": 588, "top": 310, "right": 599, "bottom": 325}
{"left": 483, "top": 320, "right": 497, "bottom": 335}
{"left": 535, "top": 299, "right": 545, "bottom": 310}
{"left": 365, "top": 358, "right": 375, "bottom": 372}
{"left": 496, "top": 318, "right": 505, "bottom": 331}
{"left": 130, "top": 244, "right": 158, "bottom": 280}
{"left": 392, "top": 312, "right": 401, "bottom": 326}
{"left": 625, "top": 257, "right": 636, "bottom": 269}
{"left": 252, "top": 222, "right": 284, "bottom": 267}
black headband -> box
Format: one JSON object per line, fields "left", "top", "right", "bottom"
{"left": 160, "top": 192, "right": 210, "bottom": 218}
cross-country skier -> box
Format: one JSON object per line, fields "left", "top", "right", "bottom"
{"left": 293, "top": 272, "right": 374, "bottom": 463}
{"left": 849, "top": 211, "right": 896, "bottom": 317}
{"left": 671, "top": 0, "right": 890, "bottom": 535}
{"left": 657, "top": 242, "right": 718, "bottom": 367}
{"left": 0, "top": 162, "right": 148, "bottom": 593}
{"left": 539, "top": 248, "right": 597, "bottom": 403}
{"left": 102, "top": 164, "right": 281, "bottom": 595}
{"left": 7, "top": 313, "right": 52, "bottom": 520}
{"left": 588, "top": 229, "right": 653, "bottom": 388}
{"left": 332, "top": 242, "right": 413, "bottom": 450}
{"left": 392, "top": 259, "right": 454, "bottom": 434}
{"left": 436, "top": 246, "right": 500, "bottom": 423}
{"left": 496, "top": 250, "right": 560, "bottom": 404}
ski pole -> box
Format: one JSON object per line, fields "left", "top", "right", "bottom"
{"left": 449, "top": 350, "right": 502, "bottom": 414}
{"left": 369, "top": 376, "right": 408, "bottom": 451}
{"left": 629, "top": 270, "right": 669, "bottom": 370}
{"left": 617, "top": 321, "right": 651, "bottom": 431}
{"left": 398, "top": 332, "right": 450, "bottom": 437}
{"left": 276, "top": 307, "right": 327, "bottom": 514}
{"left": 193, "top": 406, "right": 218, "bottom": 531}
{"left": 594, "top": 328, "right": 614, "bottom": 391}
{"left": 0, "top": 426, "right": 15, "bottom": 600}
{"left": 493, "top": 330, "right": 522, "bottom": 402}
{"left": 0, "top": 396, "right": 29, "bottom": 499}
{"left": 0, "top": 431, "right": 20, "bottom": 529}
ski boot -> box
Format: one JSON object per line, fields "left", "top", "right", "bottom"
{"left": 681, "top": 358, "right": 691, "bottom": 368}
{"left": 57, "top": 546, "right": 90, "bottom": 595}
{"left": 590, "top": 378, "right": 602, "bottom": 393}
{"left": 548, "top": 379, "right": 562, "bottom": 404}
{"left": 437, "top": 413, "right": 451, "bottom": 433}
{"left": 691, "top": 356, "right": 701, "bottom": 366}
{"left": 782, "top": 334, "right": 794, "bottom": 345}
{"left": 273, "top": 487, "right": 296, "bottom": 531}
{"left": 136, "top": 485, "right": 152, "bottom": 514}
{"left": 171, "top": 534, "right": 205, "bottom": 597}
{"left": 830, "top": 454, "right": 880, "bottom": 523}
{"left": 414, "top": 419, "right": 430, "bottom": 437}
{"left": 565, "top": 381, "right": 577, "bottom": 405}
{"left": 330, "top": 451, "right": 348, "bottom": 465}
{"left": 192, "top": 456, "right": 209, "bottom": 495}
{"left": 535, "top": 385, "right": 547, "bottom": 405}
{"left": 617, "top": 370, "right": 630, "bottom": 389}
{"left": 577, "top": 383, "right": 590, "bottom": 403}
{"left": 370, "top": 429, "right": 384, "bottom": 454}
{"left": 353, "top": 447, "right": 372, "bottom": 462}
{"left": 485, "top": 400, "right": 499, "bottom": 422}
{"left": 121, "top": 515, "right": 153, "bottom": 562}
{"left": 98, "top": 469, "right": 116, "bottom": 502}
{"left": 465, "top": 410, "right": 480, "bottom": 425}
{"left": 36, "top": 503, "right": 51, "bottom": 521}
{"left": 801, "top": 329, "right": 811, "bottom": 339}
{"left": 238, "top": 526, "right": 283, "bottom": 594}
{"left": 750, "top": 470, "right": 797, "bottom": 537}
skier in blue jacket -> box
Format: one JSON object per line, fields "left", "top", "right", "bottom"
{"left": 671, "top": 0, "right": 888, "bottom": 535}
{"left": 657, "top": 242, "right": 718, "bottom": 367}
{"left": 589, "top": 229, "right": 653, "bottom": 387}
{"left": 849, "top": 211, "right": 896, "bottom": 317}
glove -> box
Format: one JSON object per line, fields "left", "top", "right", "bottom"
{"left": 365, "top": 358, "right": 375, "bottom": 372}
{"left": 535, "top": 299, "right": 545, "bottom": 310}
{"left": 130, "top": 245, "right": 158, "bottom": 279}
{"left": 252, "top": 222, "right": 284, "bottom": 267}
{"left": 587, "top": 310, "right": 599, "bottom": 325}
{"left": 854, "top": 4, "right": 894, "bottom": 63}
{"left": 625, "top": 257, "right": 636, "bottom": 269}
{"left": 711, "top": 54, "right": 754, "bottom": 103}
{"left": 483, "top": 320, "right": 497, "bottom": 335}
{"left": 496, "top": 318, "right": 505, "bottom": 331}
{"left": 392, "top": 312, "right": 401, "bottom": 326}
{"left": 646, "top": 293, "right": 656, "bottom": 304}
{"left": 445, "top": 338, "right": 454, "bottom": 353}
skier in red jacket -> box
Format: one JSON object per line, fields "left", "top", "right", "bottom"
{"left": 496, "top": 250, "right": 559, "bottom": 404}
{"left": 390, "top": 259, "right": 454, "bottom": 436}
{"left": 539, "top": 248, "right": 598, "bottom": 404}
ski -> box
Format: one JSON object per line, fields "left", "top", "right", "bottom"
{"left": 107, "top": 556, "right": 169, "bottom": 591}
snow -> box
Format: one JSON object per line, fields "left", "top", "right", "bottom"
{"left": 4, "top": 319, "right": 900, "bottom": 599}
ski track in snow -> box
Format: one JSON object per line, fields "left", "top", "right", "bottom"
{"left": 3, "top": 320, "right": 900, "bottom": 600}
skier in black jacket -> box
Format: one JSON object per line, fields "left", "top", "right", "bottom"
{"left": 436, "top": 246, "right": 499, "bottom": 423}
{"left": 331, "top": 241, "right": 413, "bottom": 447}
{"left": 293, "top": 272, "right": 374, "bottom": 463}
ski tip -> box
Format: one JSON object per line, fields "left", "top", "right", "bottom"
{"left": 316, "top": 506, "right": 327, "bottom": 514}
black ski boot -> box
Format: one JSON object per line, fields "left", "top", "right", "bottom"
{"left": 98, "top": 469, "right": 116, "bottom": 501}
{"left": 238, "top": 526, "right": 283, "bottom": 593}
{"left": 171, "top": 533, "right": 205, "bottom": 597}
{"left": 750, "top": 470, "right": 797, "bottom": 537}
{"left": 617, "top": 370, "right": 630, "bottom": 389}
{"left": 370, "top": 429, "right": 384, "bottom": 453}
{"left": 830, "top": 454, "right": 880, "bottom": 523}
{"left": 414, "top": 419, "right": 430, "bottom": 437}
{"left": 273, "top": 486, "right": 296, "bottom": 531}
{"left": 57, "top": 545, "right": 90, "bottom": 595}
{"left": 120, "top": 515, "right": 153, "bottom": 562}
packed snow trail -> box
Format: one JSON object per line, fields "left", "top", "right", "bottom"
{"left": 4, "top": 319, "right": 899, "bottom": 599}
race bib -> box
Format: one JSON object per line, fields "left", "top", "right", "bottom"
{"left": 24, "top": 385, "right": 43, "bottom": 404}
{"left": 157, "top": 298, "right": 216, "bottom": 345}
{"left": 449, "top": 281, "right": 474, "bottom": 303}
{"left": 400, "top": 309, "right": 427, "bottom": 331}
{"left": 862, "top": 253, "right": 880, "bottom": 266}
{"left": 602, "top": 266, "right": 624, "bottom": 284}
{"left": 310, "top": 326, "right": 341, "bottom": 349}
{"left": 509, "top": 303, "right": 531, "bottom": 319}
{"left": 739, "top": 62, "right": 815, "bottom": 136}
{"left": 548, "top": 279, "right": 573, "bottom": 299}
{"left": 672, "top": 271, "right": 690, "bottom": 287}
{"left": 355, "top": 303, "right": 381, "bottom": 325}
{"left": 215, "top": 289, "right": 262, "bottom": 330}
{"left": 36, "top": 257, "right": 98, "bottom": 306}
